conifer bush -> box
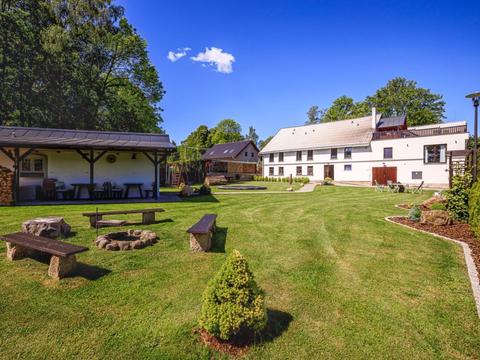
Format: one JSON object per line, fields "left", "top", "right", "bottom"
{"left": 469, "top": 180, "right": 480, "bottom": 238}
{"left": 199, "top": 250, "right": 267, "bottom": 341}
{"left": 445, "top": 172, "right": 472, "bottom": 221}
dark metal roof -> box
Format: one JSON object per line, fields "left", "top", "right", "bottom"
{"left": 376, "top": 115, "right": 406, "bottom": 129}
{"left": 202, "top": 140, "right": 258, "bottom": 160}
{"left": 0, "top": 126, "right": 175, "bottom": 151}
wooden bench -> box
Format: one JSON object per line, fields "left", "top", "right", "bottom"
{"left": 187, "top": 214, "right": 217, "bottom": 252}
{"left": 0, "top": 232, "right": 88, "bottom": 279}
{"left": 82, "top": 208, "right": 165, "bottom": 228}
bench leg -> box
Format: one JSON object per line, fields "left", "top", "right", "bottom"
{"left": 89, "top": 215, "right": 103, "bottom": 228}
{"left": 190, "top": 233, "right": 212, "bottom": 252}
{"left": 142, "top": 212, "right": 155, "bottom": 224}
{"left": 6, "top": 242, "right": 34, "bottom": 261}
{"left": 48, "top": 255, "right": 77, "bottom": 280}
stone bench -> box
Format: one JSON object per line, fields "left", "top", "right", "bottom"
{"left": 1, "top": 232, "right": 88, "bottom": 279}
{"left": 187, "top": 214, "right": 217, "bottom": 252}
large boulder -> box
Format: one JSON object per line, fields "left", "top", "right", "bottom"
{"left": 422, "top": 194, "right": 447, "bottom": 209}
{"left": 22, "top": 217, "right": 71, "bottom": 238}
{"left": 420, "top": 210, "right": 452, "bottom": 226}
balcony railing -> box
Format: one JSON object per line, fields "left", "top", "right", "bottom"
{"left": 372, "top": 125, "right": 467, "bottom": 140}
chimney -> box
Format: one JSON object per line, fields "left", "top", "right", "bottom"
{"left": 371, "top": 107, "right": 377, "bottom": 129}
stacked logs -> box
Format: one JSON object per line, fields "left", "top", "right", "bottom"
{"left": 0, "top": 166, "right": 14, "bottom": 205}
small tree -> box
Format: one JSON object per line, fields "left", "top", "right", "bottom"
{"left": 445, "top": 172, "right": 472, "bottom": 221}
{"left": 199, "top": 250, "right": 267, "bottom": 341}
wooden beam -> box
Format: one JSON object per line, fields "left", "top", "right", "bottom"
{"left": 13, "top": 148, "right": 20, "bottom": 205}
{"left": 93, "top": 150, "right": 107, "bottom": 163}
{"left": 143, "top": 151, "right": 155, "bottom": 164}
{"left": 154, "top": 151, "right": 159, "bottom": 200}
{"left": 19, "top": 147, "right": 36, "bottom": 162}
{"left": 89, "top": 149, "right": 94, "bottom": 200}
{"left": 0, "top": 147, "right": 14, "bottom": 161}
{"left": 75, "top": 149, "right": 92, "bottom": 163}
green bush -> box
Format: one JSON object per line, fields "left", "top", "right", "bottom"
{"left": 323, "top": 177, "right": 333, "bottom": 185}
{"left": 430, "top": 203, "right": 447, "bottom": 211}
{"left": 445, "top": 172, "right": 472, "bottom": 222}
{"left": 199, "top": 184, "right": 211, "bottom": 195}
{"left": 408, "top": 206, "right": 421, "bottom": 222}
{"left": 469, "top": 180, "right": 480, "bottom": 238}
{"left": 199, "top": 250, "right": 267, "bottom": 341}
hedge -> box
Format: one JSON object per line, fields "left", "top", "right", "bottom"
{"left": 469, "top": 180, "right": 480, "bottom": 238}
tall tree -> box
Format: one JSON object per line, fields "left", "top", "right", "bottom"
{"left": 306, "top": 105, "right": 325, "bottom": 124}
{"left": 322, "top": 96, "right": 369, "bottom": 122}
{"left": 258, "top": 135, "right": 273, "bottom": 150}
{"left": 365, "top": 77, "right": 445, "bottom": 126}
{"left": 0, "top": 0, "right": 165, "bottom": 132}
{"left": 245, "top": 126, "right": 259, "bottom": 145}
{"left": 209, "top": 119, "right": 244, "bottom": 144}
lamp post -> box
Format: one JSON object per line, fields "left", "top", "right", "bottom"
{"left": 466, "top": 91, "right": 480, "bottom": 182}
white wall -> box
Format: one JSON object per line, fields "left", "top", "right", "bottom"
{"left": 0, "top": 149, "right": 160, "bottom": 199}
{"left": 262, "top": 132, "right": 468, "bottom": 186}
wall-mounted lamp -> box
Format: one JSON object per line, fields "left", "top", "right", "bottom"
{"left": 131, "top": 153, "right": 137, "bottom": 160}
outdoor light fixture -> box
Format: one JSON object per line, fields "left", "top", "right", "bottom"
{"left": 466, "top": 91, "right": 480, "bottom": 181}
{"left": 131, "top": 153, "right": 137, "bottom": 160}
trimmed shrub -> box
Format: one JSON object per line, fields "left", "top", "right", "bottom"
{"left": 199, "top": 184, "right": 212, "bottom": 195}
{"left": 430, "top": 202, "right": 447, "bottom": 211}
{"left": 199, "top": 250, "right": 267, "bottom": 341}
{"left": 408, "top": 206, "right": 421, "bottom": 222}
{"left": 323, "top": 177, "right": 333, "bottom": 185}
{"left": 445, "top": 172, "right": 472, "bottom": 222}
{"left": 469, "top": 180, "right": 480, "bottom": 238}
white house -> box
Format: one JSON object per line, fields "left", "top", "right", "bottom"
{"left": 0, "top": 126, "right": 175, "bottom": 204}
{"left": 259, "top": 109, "right": 469, "bottom": 188}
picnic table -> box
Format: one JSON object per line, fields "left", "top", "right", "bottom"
{"left": 124, "top": 183, "right": 144, "bottom": 199}
{"left": 1, "top": 232, "right": 88, "bottom": 279}
{"left": 71, "top": 183, "right": 95, "bottom": 199}
{"left": 82, "top": 208, "right": 165, "bottom": 228}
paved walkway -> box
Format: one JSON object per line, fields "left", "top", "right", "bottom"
{"left": 295, "top": 182, "right": 319, "bottom": 192}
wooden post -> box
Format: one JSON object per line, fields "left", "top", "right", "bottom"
{"left": 154, "top": 151, "right": 159, "bottom": 200}
{"left": 89, "top": 149, "right": 94, "bottom": 200}
{"left": 13, "top": 148, "right": 20, "bottom": 205}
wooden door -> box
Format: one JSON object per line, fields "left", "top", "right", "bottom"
{"left": 372, "top": 167, "right": 397, "bottom": 185}
{"left": 324, "top": 165, "right": 334, "bottom": 179}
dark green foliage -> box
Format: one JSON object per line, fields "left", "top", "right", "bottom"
{"left": 306, "top": 105, "right": 325, "bottom": 124}
{"left": 245, "top": 126, "right": 259, "bottom": 146}
{"left": 469, "top": 180, "right": 480, "bottom": 238}
{"left": 430, "top": 203, "right": 447, "bottom": 211}
{"left": 408, "top": 206, "right": 421, "bottom": 222}
{"left": 323, "top": 177, "right": 333, "bottom": 185}
{"left": 322, "top": 96, "right": 369, "bottom": 122}
{"left": 0, "top": 0, "right": 164, "bottom": 132}
{"left": 209, "top": 119, "right": 244, "bottom": 144}
{"left": 199, "top": 184, "right": 211, "bottom": 195}
{"left": 445, "top": 173, "right": 472, "bottom": 222}
{"left": 258, "top": 135, "right": 273, "bottom": 150}
{"left": 199, "top": 250, "right": 267, "bottom": 341}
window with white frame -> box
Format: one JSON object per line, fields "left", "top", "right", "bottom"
{"left": 331, "top": 148, "right": 337, "bottom": 160}
{"left": 307, "top": 150, "right": 313, "bottom": 161}
{"left": 279, "top": 152, "right": 284, "bottom": 162}
{"left": 307, "top": 166, "right": 313, "bottom": 176}
{"left": 412, "top": 171, "right": 422, "bottom": 179}
{"left": 383, "top": 147, "right": 393, "bottom": 159}
{"left": 296, "top": 166, "right": 302, "bottom": 175}
{"left": 269, "top": 153, "right": 274, "bottom": 162}
{"left": 20, "top": 156, "right": 45, "bottom": 178}
{"left": 344, "top": 147, "right": 352, "bottom": 159}
{"left": 279, "top": 167, "right": 284, "bottom": 176}
{"left": 344, "top": 164, "right": 352, "bottom": 171}
{"left": 296, "top": 151, "right": 302, "bottom": 161}
{"left": 424, "top": 144, "right": 446, "bottom": 163}
{"left": 269, "top": 167, "right": 274, "bottom": 176}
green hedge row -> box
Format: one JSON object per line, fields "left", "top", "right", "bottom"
{"left": 469, "top": 180, "right": 480, "bottom": 238}
{"left": 253, "top": 176, "right": 310, "bottom": 184}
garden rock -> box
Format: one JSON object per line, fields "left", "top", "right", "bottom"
{"left": 420, "top": 210, "right": 452, "bottom": 226}
{"left": 22, "top": 217, "right": 71, "bottom": 238}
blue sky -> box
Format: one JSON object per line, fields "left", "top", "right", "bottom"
{"left": 118, "top": 0, "right": 479, "bottom": 143}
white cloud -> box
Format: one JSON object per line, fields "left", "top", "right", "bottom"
{"left": 167, "top": 47, "right": 191, "bottom": 62}
{"left": 191, "top": 47, "right": 235, "bottom": 74}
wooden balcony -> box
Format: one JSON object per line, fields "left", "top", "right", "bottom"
{"left": 372, "top": 124, "right": 467, "bottom": 140}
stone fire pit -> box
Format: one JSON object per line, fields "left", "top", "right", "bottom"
{"left": 95, "top": 230, "right": 157, "bottom": 251}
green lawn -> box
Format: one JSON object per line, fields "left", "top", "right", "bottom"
{"left": 160, "top": 181, "right": 302, "bottom": 193}
{"left": 0, "top": 187, "right": 479, "bottom": 359}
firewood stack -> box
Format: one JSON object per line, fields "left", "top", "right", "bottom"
{"left": 0, "top": 166, "right": 14, "bottom": 205}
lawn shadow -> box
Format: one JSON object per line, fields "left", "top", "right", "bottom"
{"left": 74, "top": 262, "right": 111, "bottom": 280}
{"left": 211, "top": 227, "right": 227, "bottom": 253}
{"left": 259, "top": 309, "right": 293, "bottom": 343}
{"left": 124, "top": 218, "right": 174, "bottom": 226}
{"left": 184, "top": 195, "right": 219, "bottom": 203}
